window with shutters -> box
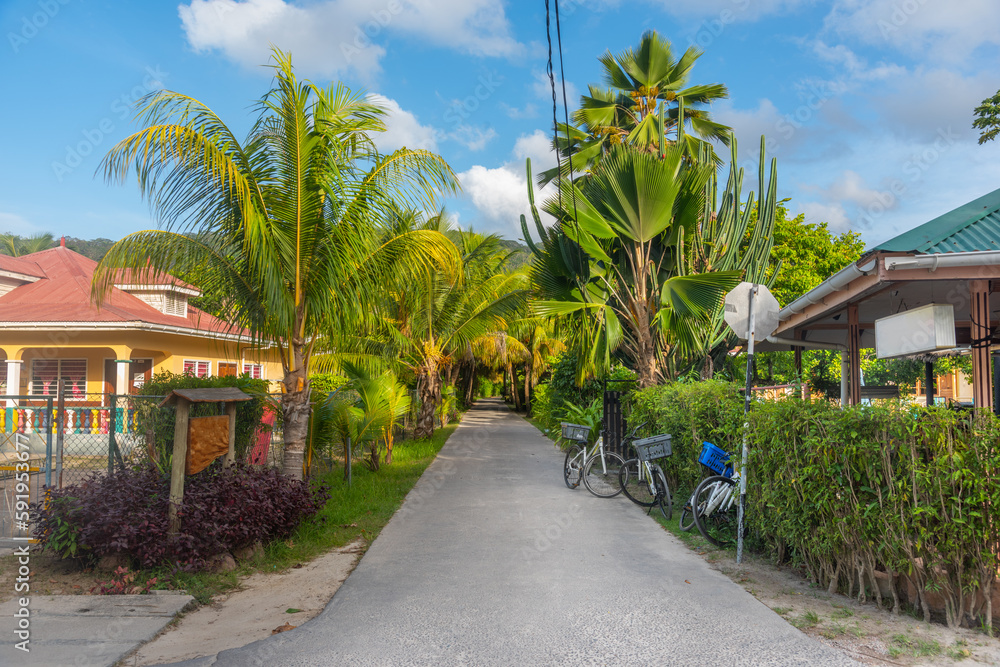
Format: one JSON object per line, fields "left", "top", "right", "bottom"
{"left": 164, "top": 292, "right": 187, "bottom": 317}
{"left": 242, "top": 363, "right": 263, "bottom": 379}
{"left": 218, "top": 362, "right": 238, "bottom": 377}
{"left": 31, "top": 359, "right": 87, "bottom": 399}
{"left": 183, "top": 360, "right": 210, "bottom": 378}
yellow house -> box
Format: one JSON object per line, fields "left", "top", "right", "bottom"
{"left": 0, "top": 240, "right": 282, "bottom": 408}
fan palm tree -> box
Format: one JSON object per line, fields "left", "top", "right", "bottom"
{"left": 529, "top": 144, "right": 743, "bottom": 388}
{"left": 93, "top": 49, "right": 460, "bottom": 480}
{"left": 539, "top": 30, "right": 730, "bottom": 186}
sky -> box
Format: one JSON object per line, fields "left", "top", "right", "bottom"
{"left": 2, "top": 0, "right": 999, "bottom": 250}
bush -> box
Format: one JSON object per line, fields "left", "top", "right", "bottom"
{"left": 628, "top": 379, "right": 743, "bottom": 497}
{"left": 135, "top": 372, "right": 272, "bottom": 467}
{"left": 32, "top": 463, "right": 330, "bottom": 570}
{"left": 748, "top": 400, "right": 1000, "bottom": 630}
{"left": 532, "top": 354, "right": 636, "bottom": 434}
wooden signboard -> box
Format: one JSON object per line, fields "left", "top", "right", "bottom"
{"left": 159, "top": 388, "right": 252, "bottom": 535}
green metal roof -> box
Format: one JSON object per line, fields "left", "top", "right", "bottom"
{"left": 873, "top": 186, "right": 1000, "bottom": 254}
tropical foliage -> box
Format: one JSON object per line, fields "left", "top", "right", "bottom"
{"left": 539, "top": 30, "right": 730, "bottom": 186}
{"left": 94, "top": 49, "right": 460, "bottom": 479}
{"left": 973, "top": 88, "right": 1000, "bottom": 145}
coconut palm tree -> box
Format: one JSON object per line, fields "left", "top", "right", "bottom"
{"left": 0, "top": 232, "right": 55, "bottom": 256}
{"left": 94, "top": 49, "right": 460, "bottom": 480}
{"left": 539, "top": 30, "right": 730, "bottom": 186}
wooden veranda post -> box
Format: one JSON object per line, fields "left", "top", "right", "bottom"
{"left": 970, "top": 280, "right": 992, "bottom": 410}
{"left": 847, "top": 303, "right": 862, "bottom": 406}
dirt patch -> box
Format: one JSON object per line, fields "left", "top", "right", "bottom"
{"left": 121, "top": 540, "right": 364, "bottom": 666}
{"left": 696, "top": 545, "right": 1000, "bottom": 666}
{"left": 0, "top": 550, "right": 101, "bottom": 601}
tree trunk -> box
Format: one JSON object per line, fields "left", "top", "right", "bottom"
{"left": 464, "top": 360, "right": 476, "bottom": 404}
{"left": 523, "top": 361, "right": 532, "bottom": 416}
{"left": 280, "top": 344, "right": 311, "bottom": 480}
{"left": 414, "top": 365, "right": 441, "bottom": 440}
{"left": 508, "top": 363, "right": 521, "bottom": 411}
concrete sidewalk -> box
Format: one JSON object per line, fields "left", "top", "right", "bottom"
{"left": 176, "top": 398, "right": 858, "bottom": 666}
{"left": 0, "top": 592, "right": 194, "bottom": 666}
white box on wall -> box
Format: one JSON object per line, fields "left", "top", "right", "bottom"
{"left": 875, "top": 303, "right": 956, "bottom": 359}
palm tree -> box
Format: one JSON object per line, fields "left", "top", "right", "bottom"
{"left": 0, "top": 232, "right": 55, "bottom": 256}
{"left": 528, "top": 145, "right": 743, "bottom": 388}
{"left": 94, "top": 49, "right": 460, "bottom": 480}
{"left": 539, "top": 30, "right": 730, "bottom": 186}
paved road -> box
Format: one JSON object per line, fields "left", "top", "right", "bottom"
{"left": 196, "top": 399, "right": 858, "bottom": 666}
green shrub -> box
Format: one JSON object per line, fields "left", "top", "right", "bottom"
{"left": 748, "top": 400, "right": 1000, "bottom": 631}
{"left": 531, "top": 354, "right": 636, "bottom": 434}
{"left": 309, "top": 373, "right": 350, "bottom": 396}
{"left": 628, "top": 379, "right": 743, "bottom": 497}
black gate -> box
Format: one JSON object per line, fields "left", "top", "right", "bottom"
{"left": 602, "top": 383, "right": 627, "bottom": 457}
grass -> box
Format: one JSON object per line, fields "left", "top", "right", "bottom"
{"left": 7, "top": 424, "right": 459, "bottom": 606}
{"left": 888, "top": 633, "right": 943, "bottom": 659}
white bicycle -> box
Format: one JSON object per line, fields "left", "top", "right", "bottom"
{"left": 691, "top": 471, "right": 741, "bottom": 547}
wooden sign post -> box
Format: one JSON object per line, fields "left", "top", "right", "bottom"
{"left": 160, "top": 387, "right": 253, "bottom": 537}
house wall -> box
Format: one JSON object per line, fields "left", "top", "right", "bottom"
{"left": 1, "top": 329, "right": 282, "bottom": 397}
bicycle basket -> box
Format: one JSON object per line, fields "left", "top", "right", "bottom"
{"left": 698, "top": 441, "right": 733, "bottom": 477}
{"left": 560, "top": 422, "right": 591, "bottom": 443}
{"left": 633, "top": 434, "right": 671, "bottom": 462}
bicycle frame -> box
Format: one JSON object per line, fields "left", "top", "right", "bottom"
{"left": 704, "top": 472, "right": 740, "bottom": 516}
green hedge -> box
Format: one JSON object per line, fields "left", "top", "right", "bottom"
{"left": 749, "top": 400, "right": 1000, "bottom": 630}
{"left": 628, "top": 380, "right": 743, "bottom": 498}
{"left": 630, "top": 380, "right": 1000, "bottom": 632}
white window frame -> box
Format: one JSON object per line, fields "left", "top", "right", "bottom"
{"left": 242, "top": 363, "right": 264, "bottom": 380}
{"left": 30, "top": 359, "right": 87, "bottom": 400}
{"left": 182, "top": 359, "right": 211, "bottom": 378}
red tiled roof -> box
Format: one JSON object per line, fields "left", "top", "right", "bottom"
{"left": 0, "top": 246, "right": 236, "bottom": 335}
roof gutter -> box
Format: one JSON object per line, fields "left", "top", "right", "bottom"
{"left": 883, "top": 250, "right": 1000, "bottom": 272}
{"left": 778, "top": 258, "right": 878, "bottom": 319}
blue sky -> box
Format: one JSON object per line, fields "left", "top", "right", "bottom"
{"left": 2, "top": 0, "right": 999, "bottom": 250}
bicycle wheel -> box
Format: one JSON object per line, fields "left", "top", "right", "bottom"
{"left": 618, "top": 459, "right": 655, "bottom": 507}
{"left": 563, "top": 444, "right": 584, "bottom": 489}
{"left": 678, "top": 492, "right": 696, "bottom": 532}
{"left": 582, "top": 451, "right": 625, "bottom": 498}
{"left": 692, "top": 475, "right": 738, "bottom": 547}
{"left": 653, "top": 467, "right": 672, "bottom": 520}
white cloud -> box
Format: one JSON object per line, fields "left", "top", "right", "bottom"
{"left": 513, "top": 129, "right": 555, "bottom": 167}
{"left": 502, "top": 103, "right": 538, "bottom": 119}
{"left": 796, "top": 201, "right": 851, "bottom": 232}
{"left": 871, "top": 68, "right": 995, "bottom": 141}
{"left": 368, "top": 94, "right": 439, "bottom": 152}
{"left": 448, "top": 125, "right": 497, "bottom": 152}
{"left": 456, "top": 130, "right": 559, "bottom": 237}
{"left": 815, "top": 170, "right": 892, "bottom": 210}
{"left": 649, "top": 0, "right": 805, "bottom": 21}
{"left": 0, "top": 212, "right": 41, "bottom": 236}
{"left": 824, "top": 0, "right": 1000, "bottom": 61}
{"left": 178, "top": 0, "right": 522, "bottom": 79}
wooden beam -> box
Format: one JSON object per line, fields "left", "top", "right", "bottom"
{"left": 168, "top": 397, "right": 190, "bottom": 537}
{"left": 848, "top": 303, "right": 861, "bottom": 406}
{"left": 970, "top": 280, "right": 992, "bottom": 410}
